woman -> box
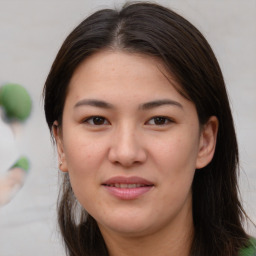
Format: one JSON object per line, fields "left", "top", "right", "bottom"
{"left": 43, "top": 2, "right": 255, "bottom": 256}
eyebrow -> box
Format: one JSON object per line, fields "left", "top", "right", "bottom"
{"left": 139, "top": 99, "right": 183, "bottom": 110}
{"left": 74, "top": 98, "right": 183, "bottom": 110}
{"left": 74, "top": 99, "right": 114, "bottom": 109}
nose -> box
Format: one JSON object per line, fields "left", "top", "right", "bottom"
{"left": 108, "top": 124, "right": 147, "bottom": 167}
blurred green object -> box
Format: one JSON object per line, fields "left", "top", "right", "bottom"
{"left": 0, "top": 83, "right": 32, "bottom": 121}
{"left": 11, "top": 156, "right": 30, "bottom": 172}
{"left": 239, "top": 237, "right": 256, "bottom": 256}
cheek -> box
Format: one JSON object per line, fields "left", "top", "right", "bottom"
{"left": 63, "top": 139, "right": 100, "bottom": 208}
{"left": 153, "top": 136, "right": 197, "bottom": 210}
{"left": 64, "top": 133, "right": 106, "bottom": 171}
{"left": 62, "top": 132, "right": 110, "bottom": 199}
{"left": 149, "top": 131, "right": 199, "bottom": 196}
{"left": 152, "top": 134, "right": 199, "bottom": 173}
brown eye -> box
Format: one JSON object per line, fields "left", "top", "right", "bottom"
{"left": 84, "top": 116, "right": 109, "bottom": 125}
{"left": 153, "top": 117, "right": 167, "bottom": 125}
{"left": 146, "top": 116, "right": 172, "bottom": 125}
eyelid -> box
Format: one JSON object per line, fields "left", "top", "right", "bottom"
{"left": 83, "top": 116, "right": 110, "bottom": 126}
{"left": 145, "top": 116, "right": 174, "bottom": 126}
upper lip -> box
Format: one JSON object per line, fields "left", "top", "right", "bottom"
{"left": 102, "top": 176, "right": 154, "bottom": 186}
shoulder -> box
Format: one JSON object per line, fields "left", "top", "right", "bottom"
{"left": 239, "top": 237, "right": 256, "bottom": 256}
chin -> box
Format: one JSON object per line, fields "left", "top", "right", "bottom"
{"left": 97, "top": 214, "right": 157, "bottom": 237}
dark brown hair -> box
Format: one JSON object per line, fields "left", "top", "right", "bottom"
{"left": 43, "top": 2, "right": 249, "bottom": 256}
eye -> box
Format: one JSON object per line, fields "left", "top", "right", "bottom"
{"left": 84, "top": 116, "right": 110, "bottom": 126}
{"left": 146, "top": 116, "right": 173, "bottom": 126}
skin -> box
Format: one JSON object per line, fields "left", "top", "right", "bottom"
{"left": 54, "top": 50, "right": 218, "bottom": 256}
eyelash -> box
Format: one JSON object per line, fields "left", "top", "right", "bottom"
{"left": 83, "top": 116, "right": 110, "bottom": 126}
{"left": 146, "top": 116, "right": 173, "bottom": 126}
{"left": 83, "top": 116, "right": 173, "bottom": 126}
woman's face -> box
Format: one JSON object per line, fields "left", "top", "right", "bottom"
{"left": 54, "top": 50, "right": 217, "bottom": 239}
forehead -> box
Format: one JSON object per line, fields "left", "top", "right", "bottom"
{"left": 68, "top": 50, "right": 184, "bottom": 99}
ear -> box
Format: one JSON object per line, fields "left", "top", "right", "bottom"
{"left": 196, "top": 116, "right": 218, "bottom": 169}
{"left": 52, "top": 121, "right": 68, "bottom": 172}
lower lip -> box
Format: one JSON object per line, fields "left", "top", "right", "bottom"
{"left": 103, "top": 186, "right": 153, "bottom": 200}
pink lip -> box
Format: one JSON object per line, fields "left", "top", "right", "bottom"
{"left": 102, "top": 176, "right": 154, "bottom": 200}
{"left": 103, "top": 176, "right": 153, "bottom": 185}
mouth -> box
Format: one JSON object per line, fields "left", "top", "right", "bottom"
{"left": 102, "top": 176, "right": 154, "bottom": 187}
{"left": 104, "top": 183, "right": 152, "bottom": 188}
{"left": 102, "top": 176, "right": 154, "bottom": 200}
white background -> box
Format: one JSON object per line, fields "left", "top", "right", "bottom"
{"left": 0, "top": 1, "right": 255, "bottom": 255}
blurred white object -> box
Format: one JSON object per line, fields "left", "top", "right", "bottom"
{"left": 0, "top": 110, "right": 19, "bottom": 175}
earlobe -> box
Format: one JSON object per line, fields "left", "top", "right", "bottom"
{"left": 52, "top": 121, "right": 68, "bottom": 172}
{"left": 196, "top": 116, "right": 218, "bottom": 169}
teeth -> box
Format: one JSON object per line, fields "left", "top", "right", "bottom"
{"left": 107, "top": 184, "right": 146, "bottom": 188}
{"left": 128, "top": 184, "right": 136, "bottom": 188}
